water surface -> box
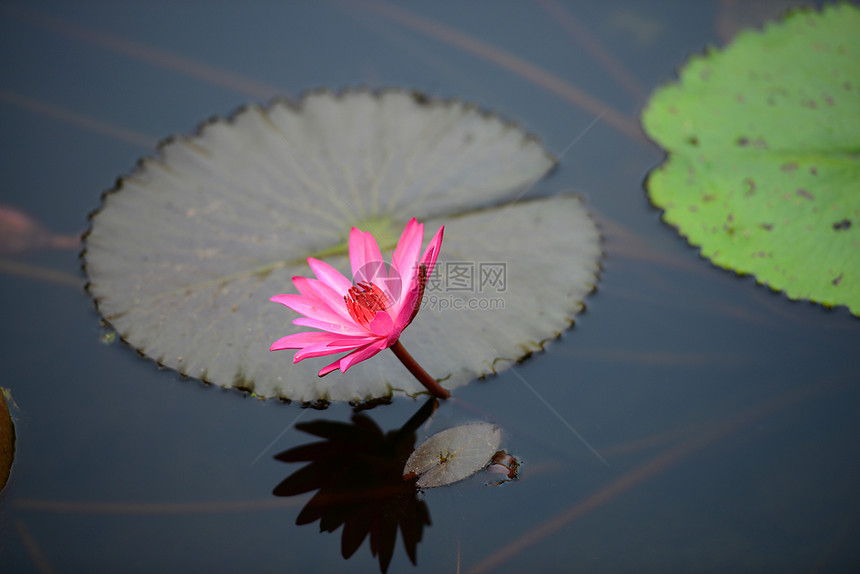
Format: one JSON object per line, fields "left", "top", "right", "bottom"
{"left": 1, "top": 1, "right": 858, "bottom": 572}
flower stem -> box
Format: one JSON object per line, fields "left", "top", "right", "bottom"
{"left": 390, "top": 340, "right": 450, "bottom": 399}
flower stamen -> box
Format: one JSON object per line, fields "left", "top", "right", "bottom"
{"left": 344, "top": 282, "right": 390, "bottom": 327}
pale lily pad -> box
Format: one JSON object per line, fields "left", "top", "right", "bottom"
{"left": 84, "top": 89, "right": 601, "bottom": 403}
{"left": 642, "top": 4, "right": 860, "bottom": 315}
{"left": 403, "top": 422, "right": 502, "bottom": 488}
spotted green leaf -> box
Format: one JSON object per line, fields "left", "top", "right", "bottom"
{"left": 642, "top": 4, "right": 860, "bottom": 315}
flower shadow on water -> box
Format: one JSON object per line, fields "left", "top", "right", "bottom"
{"left": 272, "top": 398, "right": 437, "bottom": 573}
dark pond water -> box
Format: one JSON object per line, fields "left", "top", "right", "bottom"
{"left": 2, "top": 1, "right": 859, "bottom": 572}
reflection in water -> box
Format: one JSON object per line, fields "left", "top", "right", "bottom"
{"left": 273, "top": 398, "right": 437, "bottom": 573}
{"left": 0, "top": 203, "right": 80, "bottom": 254}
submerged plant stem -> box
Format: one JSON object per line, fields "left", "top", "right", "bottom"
{"left": 390, "top": 340, "right": 450, "bottom": 399}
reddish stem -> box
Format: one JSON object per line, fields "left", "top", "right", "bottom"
{"left": 390, "top": 340, "right": 450, "bottom": 399}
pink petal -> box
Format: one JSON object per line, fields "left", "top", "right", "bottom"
{"left": 270, "top": 293, "right": 349, "bottom": 326}
{"left": 270, "top": 293, "right": 300, "bottom": 306}
{"left": 395, "top": 284, "right": 422, "bottom": 328}
{"left": 375, "top": 273, "right": 403, "bottom": 306}
{"left": 386, "top": 259, "right": 407, "bottom": 318}
{"left": 419, "top": 225, "right": 445, "bottom": 279}
{"left": 316, "top": 339, "right": 387, "bottom": 376}
{"left": 349, "top": 228, "right": 385, "bottom": 284}
{"left": 294, "top": 336, "right": 376, "bottom": 361}
{"left": 366, "top": 310, "right": 394, "bottom": 337}
{"left": 307, "top": 257, "right": 353, "bottom": 294}
{"left": 293, "top": 316, "right": 368, "bottom": 336}
{"left": 339, "top": 340, "right": 388, "bottom": 372}
{"left": 392, "top": 218, "right": 422, "bottom": 281}
{"left": 270, "top": 331, "right": 339, "bottom": 351}
{"left": 393, "top": 226, "right": 441, "bottom": 328}
{"left": 318, "top": 360, "right": 342, "bottom": 377}
{"left": 291, "top": 276, "right": 355, "bottom": 323}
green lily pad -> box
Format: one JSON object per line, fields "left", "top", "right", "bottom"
{"left": 642, "top": 4, "right": 860, "bottom": 315}
{"left": 83, "top": 89, "right": 601, "bottom": 403}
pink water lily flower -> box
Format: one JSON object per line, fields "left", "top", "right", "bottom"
{"left": 270, "top": 218, "right": 448, "bottom": 398}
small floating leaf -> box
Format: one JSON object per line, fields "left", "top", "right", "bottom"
{"left": 642, "top": 4, "right": 860, "bottom": 315}
{"left": 403, "top": 422, "right": 501, "bottom": 488}
{"left": 84, "top": 89, "right": 601, "bottom": 402}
